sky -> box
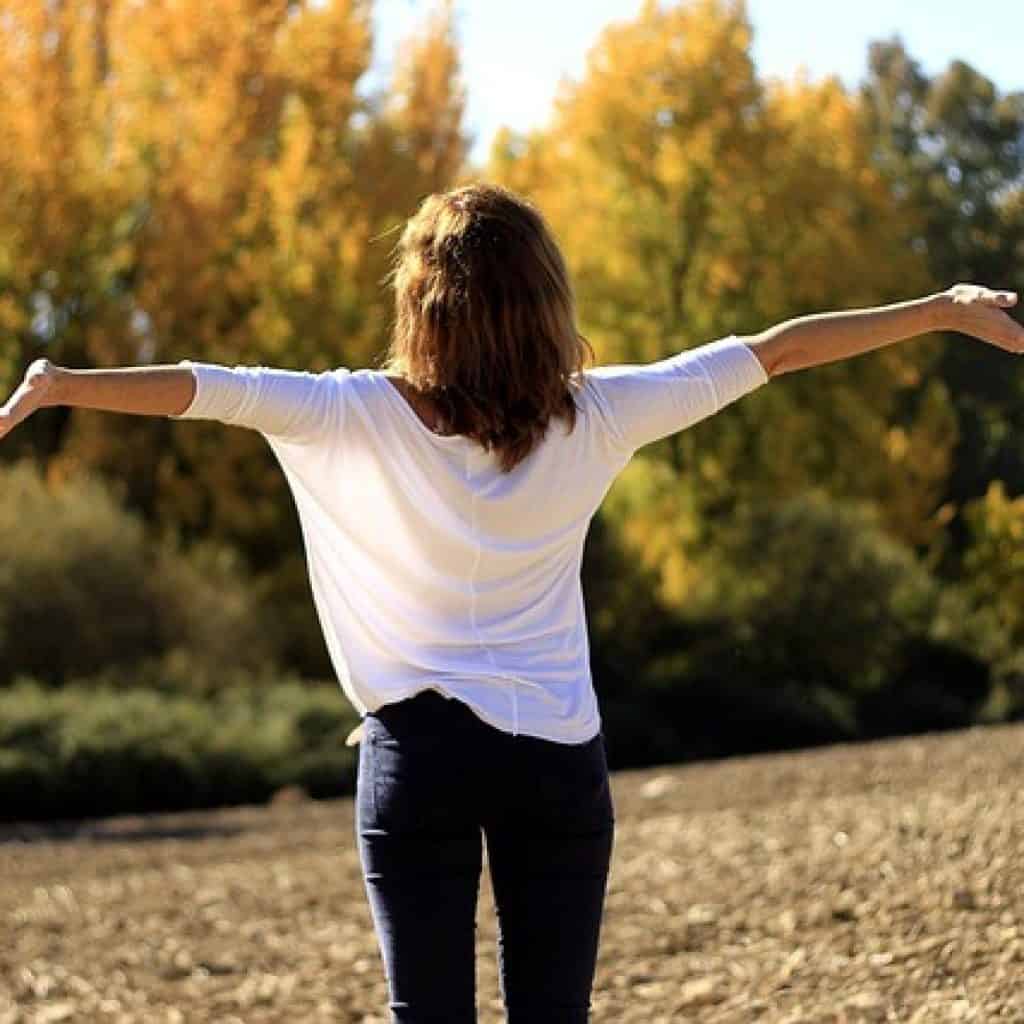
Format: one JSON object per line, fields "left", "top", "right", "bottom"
{"left": 361, "top": 0, "right": 1023, "bottom": 167}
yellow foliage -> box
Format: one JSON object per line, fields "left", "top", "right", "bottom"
{"left": 486, "top": 0, "right": 947, "bottom": 608}
{"left": 0, "top": 0, "right": 471, "bottom": 558}
{"left": 604, "top": 458, "right": 705, "bottom": 609}
{"left": 0, "top": 0, "right": 961, "bottom": 611}
{"left": 960, "top": 480, "right": 1024, "bottom": 653}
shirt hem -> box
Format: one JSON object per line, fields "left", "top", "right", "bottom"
{"left": 362, "top": 683, "right": 601, "bottom": 745}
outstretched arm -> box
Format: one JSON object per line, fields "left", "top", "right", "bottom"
{"left": 1, "top": 359, "right": 346, "bottom": 444}
{"left": 746, "top": 284, "right": 1023, "bottom": 377}
{"left": 63, "top": 364, "right": 194, "bottom": 415}
{"left": 0, "top": 362, "right": 194, "bottom": 438}
{"left": 57, "top": 364, "right": 197, "bottom": 415}
{"left": 0, "top": 361, "right": 195, "bottom": 440}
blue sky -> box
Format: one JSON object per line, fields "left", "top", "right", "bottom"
{"left": 361, "top": 0, "right": 1023, "bottom": 167}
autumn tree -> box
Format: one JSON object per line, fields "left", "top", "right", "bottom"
{"left": 0, "top": 0, "right": 472, "bottom": 675}
{"left": 487, "top": 0, "right": 952, "bottom": 612}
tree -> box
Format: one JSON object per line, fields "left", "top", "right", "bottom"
{"left": 858, "top": 39, "right": 1024, "bottom": 565}
{"left": 0, "top": 0, "right": 472, "bottom": 675}
{"left": 487, "top": 0, "right": 951, "bottom": 613}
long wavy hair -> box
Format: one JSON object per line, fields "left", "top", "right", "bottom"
{"left": 378, "top": 182, "right": 596, "bottom": 473}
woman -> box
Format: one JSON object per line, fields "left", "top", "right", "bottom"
{"left": 1, "top": 182, "right": 1021, "bottom": 1023}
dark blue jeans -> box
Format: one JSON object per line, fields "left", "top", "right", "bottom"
{"left": 356, "top": 688, "right": 615, "bottom": 1024}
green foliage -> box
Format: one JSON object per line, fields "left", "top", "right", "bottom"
{"left": 586, "top": 486, "right": 999, "bottom": 768}
{"left": 683, "top": 489, "right": 942, "bottom": 694}
{"left": 0, "top": 677, "right": 361, "bottom": 823}
{"left": 937, "top": 481, "right": 1024, "bottom": 705}
{"left": 0, "top": 0, "right": 472, "bottom": 594}
{"left": 0, "top": 460, "right": 278, "bottom": 686}
{"left": 2, "top": 3, "right": 1021, "bottom": 801}
{"left": 858, "top": 38, "right": 1024, "bottom": 530}
{"left": 600, "top": 679, "right": 857, "bottom": 772}
{"left": 857, "top": 637, "right": 992, "bottom": 739}
{"left": 596, "top": 457, "right": 707, "bottom": 612}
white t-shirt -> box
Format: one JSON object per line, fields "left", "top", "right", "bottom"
{"left": 169, "top": 335, "right": 768, "bottom": 744}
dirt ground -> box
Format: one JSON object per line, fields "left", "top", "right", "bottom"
{"left": 2, "top": 721, "right": 1023, "bottom": 1023}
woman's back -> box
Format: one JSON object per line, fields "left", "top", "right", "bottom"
{"left": 171, "top": 332, "right": 768, "bottom": 741}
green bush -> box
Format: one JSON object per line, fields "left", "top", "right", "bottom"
{"left": 604, "top": 489, "right": 996, "bottom": 752}
{"left": 0, "top": 460, "right": 279, "bottom": 687}
{"left": 0, "top": 677, "right": 362, "bottom": 823}
{"left": 943, "top": 481, "right": 1024, "bottom": 708}
{"left": 684, "top": 489, "right": 943, "bottom": 695}
{"left": 587, "top": 488, "right": 1004, "bottom": 761}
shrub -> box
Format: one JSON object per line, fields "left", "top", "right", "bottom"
{"left": 683, "top": 489, "right": 943, "bottom": 695}
{"left": 590, "top": 488, "right": 999, "bottom": 760}
{"left": 0, "top": 460, "right": 279, "bottom": 686}
{"left": 948, "top": 480, "right": 1024, "bottom": 706}
{"left": 0, "top": 677, "right": 361, "bottom": 823}
{"left": 857, "top": 636, "right": 992, "bottom": 738}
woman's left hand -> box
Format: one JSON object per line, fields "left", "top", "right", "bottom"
{"left": 0, "top": 358, "right": 64, "bottom": 441}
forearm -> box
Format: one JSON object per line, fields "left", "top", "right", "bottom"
{"left": 746, "top": 292, "right": 949, "bottom": 377}
{"left": 53, "top": 365, "right": 196, "bottom": 417}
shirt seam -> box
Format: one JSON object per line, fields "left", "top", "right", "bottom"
{"left": 581, "top": 374, "right": 634, "bottom": 459}
{"left": 465, "top": 450, "right": 519, "bottom": 736}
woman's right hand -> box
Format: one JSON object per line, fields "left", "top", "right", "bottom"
{"left": 940, "top": 283, "right": 1024, "bottom": 354}
{"left": 0, "top": 357, "right": 64, "bottom": 441}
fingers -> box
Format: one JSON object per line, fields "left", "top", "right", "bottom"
{"left": 950, "top": 283, "right": 1018, "bottom": 307}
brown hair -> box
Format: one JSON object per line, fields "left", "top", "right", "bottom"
{"left": 378, "top": 182, "right": 596, "bottom": 473}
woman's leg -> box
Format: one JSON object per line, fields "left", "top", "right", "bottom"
{"left": 356, "top": 694, "right": 484, "bottom": 1024}
{"left": 483, "top": 730, "right": 616, "bottom": 1024}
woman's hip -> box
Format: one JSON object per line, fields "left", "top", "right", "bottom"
{"left": 359, "top": 688, "right": 613, "bottom": 833}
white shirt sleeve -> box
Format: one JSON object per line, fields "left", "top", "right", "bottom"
{"left": 583, "top": 335, "right": 769, "bottom": 455}
{"left": 168, "top": 360, "right": 350, "bottom": 445}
